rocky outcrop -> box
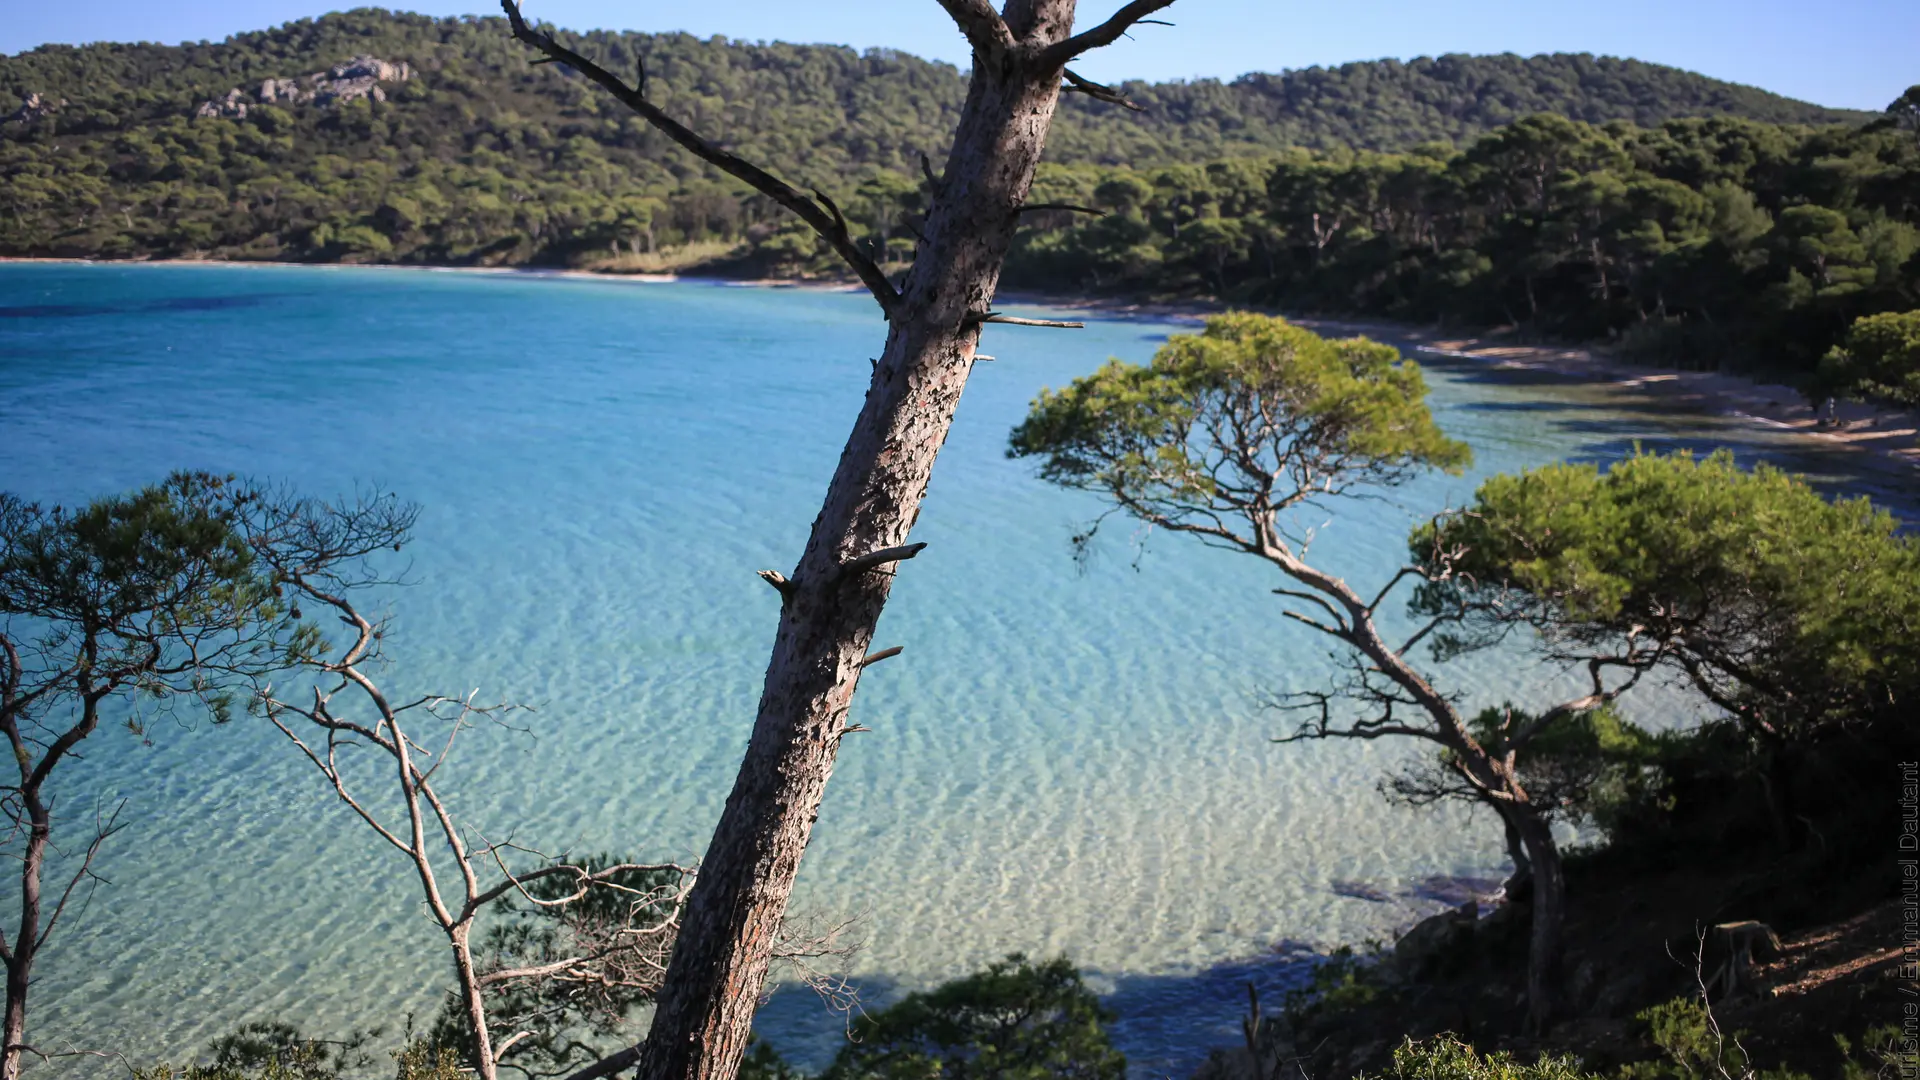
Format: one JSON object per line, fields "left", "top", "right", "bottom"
{"left": 194, "top": 55, "right": 413, "bottom": 119}
{"left": 1390, "top": 899, "right": 1480, "bottom": 981}
{"left": 194, "top": 88, "right": 251, "bottom": 119}
{"left": 4, "top": 92, "right": 62, "bottom": 126}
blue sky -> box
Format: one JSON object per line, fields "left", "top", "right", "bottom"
{"left": 7, "top": 0, "right": 1916, "bottom": 111}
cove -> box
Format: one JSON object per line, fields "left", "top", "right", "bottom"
{"left": 0, "top": 263, "right": 1894, "bottom": 1076}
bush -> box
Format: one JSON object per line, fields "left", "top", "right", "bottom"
{"left": 821, "top": 954, "right": 1125, "bottom": 1080}
{"left": 1618, "top": 997, "right": 1807, "bottom": 1080}
{"left": 1284, "top": 945, "right": 1388, "bottom": 1022}
{"left": 131, "top": 1022, "right": 463, "bottom": 1080}
{"left": 1813, "top": 309, "right": 1920, "bottom": 405}
{"left": 1835, "top": 1026, "right": 1919, "bottom": 1080}
{"left": 1435, "top": 704, "right": 1667, "bottom": 832}
{"left": 1417, "top": 449, "right": 1920, "bottom": 738}
{"left": 1361, "top": 1036, "right": 1593, "bottom": 1080}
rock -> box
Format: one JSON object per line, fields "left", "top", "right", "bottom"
{"left": 4, "top": 92, "right": 62, "bottom": 126}
{"left": 1391, "top": 899, "right": 1478, "bottom": 981}
{"left": 193, "top": 88, "right": 250, "bottom": 119}
{"left": 310, "top": 56, "right": 413, "bottom": 106}
{"left": 1331, "top": 879, "right": 1392, "bottom": 903}
{"left": 202, "top": 55, "right": 414, "bottom": 118}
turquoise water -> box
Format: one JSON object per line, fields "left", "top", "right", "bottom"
{"left": 0, "top": 264, "right": 1899, "bottom": 1075}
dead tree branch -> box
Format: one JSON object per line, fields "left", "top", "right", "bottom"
{"left": 1059, "top": 68, "right": 1145, "bottom": 111}
{"left": 8, "top": 1043, "right": 135, "bottom": 1074}
{"left": 1038, "top": 1, "right": 1178, "bottom": 66}
{"left": 499, "top": 0, "right": 900, "bottom": 316}
{"left": 34, "top": 801, "right": 125, "bottom": 954}
{"left": 755, "top": 570, "right": 794, "bottom": 598}
{"left": 1020, "top": 203, "right": 1107, "bottom": 217}
{"left": 859, "top": 646, "right": 904, "bottom": 668}
{"left": 838, "top": 542, "right": 929, "bottom": 579}
{"left": 973, "top": 313, "right": 1088, "bottom": 329}
{"left": 248, "top": 550, "right": 694, "bottom": 1080}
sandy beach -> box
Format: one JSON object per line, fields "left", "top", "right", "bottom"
{"left": 1359, "top": 324, "right": 1920, "bottom": 475}
{"left": 996, "top": 290, "right": 1920, "bottom": 480}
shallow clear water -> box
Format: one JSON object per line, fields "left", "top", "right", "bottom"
{"left": 0, "top": 264, "right": 1904, "bottom": 1076}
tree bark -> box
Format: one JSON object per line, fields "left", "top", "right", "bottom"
{"left": 450, "top": 923, "right": 497, "bottom": 1080}
{"left": 1511, "top": 806, "right": 1564, "bottom": 1032}
{"left": 1498, "top": 805, "right": 1532, "bottom": 903}
{"left": 633, "top": 19, "right": 1076, "bottom": 1080}
{"left": 1257, "top": 539, "right": 1567, "bottom": 1032}
{"left": 0, "top": 810, "right": 44, "bottom": 1080}
{"left": 0, "top": 673, "right": 100, "bottom": 1080}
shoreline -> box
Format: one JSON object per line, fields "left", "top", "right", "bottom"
{"left": 994, "top": 289, "right": 1920, "bottom": 477}
{"left": 6, "top": 256, "right": 1915, "bottom": 479}
{"left": 1334, "top": 321, "right": 1920, "bottom": 474}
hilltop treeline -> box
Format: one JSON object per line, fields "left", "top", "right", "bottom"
{"left": 1, "top": 9, "right": 1910, "bottom": 378}
{"left": 0, "top": 9, "right": 1870, "bottom": 262}
{"left": 0, "top": 9, "right": 1865, "bottom": 158}
{"left": 1002, "top": 109, "right": 1920, "bottom": 375}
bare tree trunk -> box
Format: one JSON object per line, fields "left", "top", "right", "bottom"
{"left": 1512, "top": 806, "right": 1564, "bottom": 1032}
{"left": 0, "top": 812, "right": 44, "bottom": 1080}
{"left": 450, "top": 924, "right": 496, "bottom": 1080}
{"left": 0, "top": 666, "right": 105, "bottom": 1080}
{"left": 1259, "top": 540, "right": 1568, "bottom": 1032}
{"left": 636, "top": 44, "right": 1072, "bottom": 1080}
{"left": 1498, "top": 804, "right": 1532, "bottom": 901}
{"left": 495, "top": 6, "right": 1178, "bottom": 1077}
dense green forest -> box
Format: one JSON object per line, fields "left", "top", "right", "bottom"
{"left": 2, "top": 8, "right": 1914, "bottom": 383}
{"left": 0, "top": 9, "right": 1873, "bottom": 260}
{"left": 1005, "top": 108, "right": 1920, "bottom": 380}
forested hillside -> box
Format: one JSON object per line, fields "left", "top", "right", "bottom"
{"left": 0, "top": 9, "right": 1872, "bottom": 263}
{"left": 1002, "top": 110, "right": 1920, "bottom": 379}
{"left": 3, "top": 8, "right": 1912, "bottom": 384}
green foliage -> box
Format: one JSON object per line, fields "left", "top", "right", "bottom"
{"left": 0, "top": 471, "right": 307, "bottom": 732}
{"left": 1617, "top": 997, "right": 1808, "bottom": 1080}
{"left": 1884, "top": 86, "right": 1920, "bottom": 148}
{"left": 1004, "top": 114, "right": 1920, "bottom": 381}
{"left": 1284, "top": 945, "right": 1387, "bottom": 1022}
{"left": 389, "top": 1042, "right": 467, "bottom": 1080}
{"left": 1814, "top": 309, "right": 1920, "bottom": 405}
{"left": 820, "top": 954, "right": 1124, "bottom": 1080}
{"left": 1449, "top": 704, "right": 1666, "bottom": 829}
{"left": 1361, "top": 1036, "right": 1594, "bottom": 1080}
{"left": 0, "top": 12, "right": 1907, "bottom": 379}
{"left": 0, "top": 476, "right": 414, "bottom": 1079}
{"left": 1008, "top": 313, "right": 1468, "bottom": 529}
{"left": 134, "top": 1023, "right": 466, "bottom": 1080}
{"left": 201, "top": 1023, "right": 373, "bottom": 1076}
{"left": 0, "top": 473, "right": 257, "bottom": 632}
{"left": 0, "top": 14, "right": 1875, "bottom": 271}
{"left": 740, "top": 1038, "right": 812, "bottom": 1080}
{"left": 1835, "top": 1026, "right": 1918, "bottom": 1080}
{"left": 1413, "top": 450, "right": 1920, "bottom": 736}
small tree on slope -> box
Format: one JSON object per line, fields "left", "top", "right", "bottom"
{"left": 1008, "top": 313, "right": 1645, "bottom": 1030}
{"left": 1411, "top": 448, "right": 1920, "bottom": 848}
{"left": 0, "top": 474, "right": 354, "bottom": 1080}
